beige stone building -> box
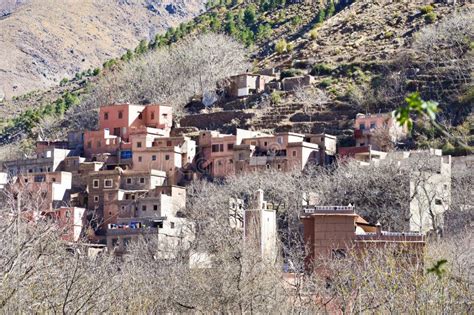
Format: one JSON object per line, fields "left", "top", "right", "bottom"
{"left": 2, "top": 148, "right": 71, "bottom": 176}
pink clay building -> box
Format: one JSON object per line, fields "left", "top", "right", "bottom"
{"left": 354, "top": 113, "right": 407, "bottom": 149}
{"left": 84, "top": 103, "right": 172, "bottom": 158}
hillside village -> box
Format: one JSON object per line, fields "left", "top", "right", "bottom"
{"left": 0, "top": 0, "right": 472, "bottom": 313}
{"left": 0, "top": 101, "right": 460, "bottom": 253}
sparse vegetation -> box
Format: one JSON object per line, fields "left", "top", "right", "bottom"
{"left": 275, "top": 38, "right": 287, "bottom": 54}
{"left": 420, "top": 5, "right": 434, "bottom": 15}
{"left": 424, "top": 12, "right": 437, "bottom": 23}
{"left": 310, "top": 63, "right": 334, "bottom": 76}
{"left": 280, "top": 68, "right": 304, "bottom": 79}
{"left": 270, "top": 91, "right": 282, "bottom": 104}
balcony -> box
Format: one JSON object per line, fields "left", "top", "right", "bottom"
{"left": 355, "top": 231, "right": 424, "bottom": 242}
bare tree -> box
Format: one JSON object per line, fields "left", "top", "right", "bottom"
{"left": 412, "top": 9, "right": 473, "bottom": 100}
{"left": 67, "top": 33, "right": 250, "bottom": 131}
{"left": 293, "top": 85, "right": 329, "bottom": 122}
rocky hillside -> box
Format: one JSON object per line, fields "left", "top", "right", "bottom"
{"left": 0, "top": 0, "right": 471, "bottom": 153}
{"left": 180, "top": 0, "right": 472, "bottom": 147}
{"left": 0, "top": 0, "right": 206, "bottom": 99}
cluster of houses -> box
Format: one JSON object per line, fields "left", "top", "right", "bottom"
{"left": 0, "top": 103, "right": 452, "bottom": 264}
{"left": 226, "top": 69, "right": 316, "bottom": 98}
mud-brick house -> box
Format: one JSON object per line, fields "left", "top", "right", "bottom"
{"left": 83, "top": 103, "right": 172, "bottom": 158}
{"left": 87, "top": 168, "right": 167, "bottom": 228}
{"left": 301, "top": 205, "right": 425, "bottom": 268}
{"left": 234, "top": 132, "right": 320, "bottom": 174}
{"left": 354, "top": 112, "right": 407, "bottom": 150}
{"left": 228, "top": 73, "right": 276, "bottom": 98}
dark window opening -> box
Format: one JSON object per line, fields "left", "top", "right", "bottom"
{"left": 332, "top": 249, "right": 347, "bottom": 259}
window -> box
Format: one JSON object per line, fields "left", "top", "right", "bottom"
{"left": 153, "top": 204, "right": 158, "bottom": 211}
{"left": 136, "top": 142, "right": 142, "bottom": 148}
{"left": 142, "top": 205, "right": 147, "bottom": 211}
{"left": 87, "top": 141, "right": 92, "bottom": 149}
{"left": 277, "top": 137, "right": 283, "bottom": 144}
{"left": 239, "top": 153, "right": 244, "bottom": 160}
{"left": 24, "top": 178, "right": 28, "bottom": 183}
{"left": 264, "top": 141, "right": 268, "bottom": 146}
{"left": 97, "top": 141, "right": 101, "bottom": 148}
{"left": 34, "top": 175, "right": 46, "bottom": 183}
{"left": 162, "top": 113, "right": 168, "bottom": 118}
{"left": 359, "top": 123, "right": 365, "bottom": 130}
{"left": 332, "top": 249, "right": 347, "bottom": 259}
{"left": 65, "top": 210, "right": 71, "bottom": 218}
{"left": 125, "top": 194, "right": 130, "bottom": 200}
{"left": 151, "top": 111, "right": 155, "bottom": 120}
{"left": 227, "top": 143, "right": 234, "bottom": 150}
{"left": 104, "top": 112, "right": 109, "bottom": 120}
{"left": 131, "top": 194, "right": 135, "bottom": 200}
{"left": 104, "top": 179, "right": 113, "bottom": 188}
{"left": 126, "top": 178, "right": 132, "bottom": 184}
{"left": 113, "top": 128, "right": 120, "bottom": 136}
{"left": 212, "top": 144, "right": 219, "bottom": 152}
{"left": 277, "top": 164, "right": 281, "bottom": 170}
{"left": 152, "top": 155, "right": 156, "bottom": 161}
{"left": 435, "top": 199, "right": 443, "bottom": 205}
{"left": 138, "top": 112, "right": 143, "bottom": 120}
{"left": 292, "top": 151, "right": 296, "bottom": 157}
{"left": 118, "top": 111, "right": 123, "bottom": 119}
{"left": 138, "top": 156, "right": 143, "bottom": 162}
{"left": 165, "top": 155, "right": 170, "bottom": 161}
{"left": 93, "top": 196, "right": 99, "bottom": 203}
{"left": 28, "top": 169, "right": 33, "bottom": 173}
{"left": 166, "top": 140, "right": 172, "bottom": 147}
{"left": 140, "top": 177, "right": 145, "bottom": 184}
{"left": 170, "top": 222, "right": 175, "bottom": 229}
{"left": 93, "top": 179, "right": 99, "bottom": 188}
{"left": 266, "top": 164, "right": 270, "bottom": 169}
{"left": 370, "top": 122, "right": 376, "bottom": 129}
{"left": 51, "top": 177, "right": 56, "bottom": 182}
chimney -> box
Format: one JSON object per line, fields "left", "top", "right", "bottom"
{"left": 254, "top": 189, "right": 264, "bottom": 210}
{"left": 375, "top": 221, "right": 382, "bottom": 235}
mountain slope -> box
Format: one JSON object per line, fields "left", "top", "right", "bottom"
{"left": 0, "top": 0, "right": 206, "bottom": 99}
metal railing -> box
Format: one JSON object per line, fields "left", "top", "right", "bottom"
{"left": 303, "top": 206, "right": 355, "bottom": 213}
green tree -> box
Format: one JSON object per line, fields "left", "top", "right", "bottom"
{"left": 317, "top": 8, "right": 326, "bottom": 24}
{"left": 135, "top": 40, "right": 149, "bottom": 55}
{"left": 327, "top": 1, "right": 336, "bottom": 18}
{"left": 210, "top": 15, "right": 222, "bottom": 31}
{"left": 121, "top": 49, "right": 134, "bottom": 62}
{"left": 244, "top": 5, "right": 257, "bottom": 26}
{"left": 256, "top": 24, "right": 272, "bottom": 40}
{"left": 240, "top": 28, "right": 255, "bottom": 46}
